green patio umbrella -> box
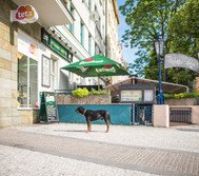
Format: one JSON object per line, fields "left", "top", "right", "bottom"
{"left": 62, "top": 55, "right": 129, "bottom": 77}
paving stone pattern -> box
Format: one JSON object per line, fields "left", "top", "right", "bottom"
{"left": 0, "top": 127, "right": 198, "bottom": 176}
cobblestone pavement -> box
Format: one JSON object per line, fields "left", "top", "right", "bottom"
{"left": 16, "top": 123, "right": 199, "bottom": 152}
{"left": 0, "top": 124, "right": 199, "bottom": 176}
{"left": 0, "top": 145, "right": 158, "bottom": 176}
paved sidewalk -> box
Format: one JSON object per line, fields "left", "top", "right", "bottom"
{"left": 0, "top": 124, "right": 199, "bottom": 176}
{"left": 16, "top": 123, "right": 199, "bottom": 152}
{"left": 0, "top": 145, "right": 157, "bottom": 176}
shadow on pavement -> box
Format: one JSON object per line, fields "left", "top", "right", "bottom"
{"left": 176, "top": 128, "right": 199, "bottom": 132}
{"left": 54, "top": 130, "right": 103, "bottom": 133}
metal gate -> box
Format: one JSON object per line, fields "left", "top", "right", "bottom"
{"left": 170, "top": 107, "right": 192, "bottom": 123}
{"left": 134, "top": 104, "right": 153, "bottom": 125}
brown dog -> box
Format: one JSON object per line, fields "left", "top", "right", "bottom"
{"left": 75, "top": 106, "right": 111, "bottom": 132}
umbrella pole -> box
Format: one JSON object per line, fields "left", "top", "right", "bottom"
{"left": 98, "top": 77, "right": 100, "bottom": 90}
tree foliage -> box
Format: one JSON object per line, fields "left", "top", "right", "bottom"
{"left": 168, "top": 0, "right": 199, "bottom": 56}
{"left": 120, "top": 0, "right": 199, "bottom": 86}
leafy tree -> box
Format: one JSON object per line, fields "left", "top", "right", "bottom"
{"left": 120, "top": 0, "right": 197, "bottom": 85}
{"left": 168, "top": 0, "right": 199, "bottom": 57}
{"left": 166, "top": 0, "right": 199, "bottom": 85}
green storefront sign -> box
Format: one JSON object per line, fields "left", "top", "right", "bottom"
{"left": 41, "top": 28, "right": 73, "bottom": 62}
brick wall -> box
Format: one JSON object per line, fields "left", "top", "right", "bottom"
{"left": 0, "top": 20, "right": 21, "bottom": 127}
{"left": 56, "top": 95, "right": 111, "bottom": 104}
{"left": 165, "top": 98, "right": 199, "bottom": 105}
{"left": 0, "top": 0, "right": 41, "bottom": 127}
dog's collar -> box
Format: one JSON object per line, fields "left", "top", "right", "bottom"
{"left": 83, "top": 109, "right": 87, "bottom": 115}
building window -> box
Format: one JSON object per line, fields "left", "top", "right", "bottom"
{"left": 66, "top": 3, "right": 74, "bottom": 33}
{"left": 17, "top": 53, "right": 38, "bottom": 108}
{"left": 42, "top": 55, "right": 50, "bottom": 87}
{"left": 88, "top": 34, "right": 92, "bottom": 55}
{"left": 66, "top": 0, "right": 72, "bottom": 11}
{"left": 88, "top": 0, "right": 92, "bottom": 11}
{"left": 80, "top": 22, "right": 85, "bottom": 46}
{"left": 51, "top": 58, "right": 58, "bottom": 91}
{"left": 95, "top": 43, "right": 100, "bottom": 55}
{"left": 94, "top": 6, "right": 102, "bottom": 38}
{"left": 85, "top": 0, "right": 88, "bottom": 6}
{"left": 69, "top": 6, "right": 74, "bottom": 33}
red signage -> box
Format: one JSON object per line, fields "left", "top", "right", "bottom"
{"left": 10, "top": 5, "right": 38, "bottom": 24}
{"left": 85, "top": 58, "right": 93, "bottom": 62}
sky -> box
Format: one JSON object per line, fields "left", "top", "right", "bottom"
{"left": 117, "top": 0, "right": 137, "bottom": 64}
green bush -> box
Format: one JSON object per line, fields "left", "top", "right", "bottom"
{"left": 72, "top": 88, "right": 89, "bottom": 98}
{"left": 164, "top": 92, "right": 199, "bottom": 100}
{"left": 90, "top": 89, "right": 107, "bottom": 96}
{"left": 71, "top": 88, "right": 108, "bottom": 98}
{"left": 164, "top": 94, "right": 174, "bottom": 99}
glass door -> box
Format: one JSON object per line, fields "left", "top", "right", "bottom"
{"left": 18, "top": 53, "right": 38, "bottom": 108}
{"left": 29, "top": 59, "right": 38, "bottom": 107}
{"left": 18, "top": 55, "right": 28, "bottom": 107}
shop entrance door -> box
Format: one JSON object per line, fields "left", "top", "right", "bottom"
{"left": 18, "top": 54, "right": 38, "bottom": 108}
{"left": 134, "top": 104, "right": 153, "bottom": 125}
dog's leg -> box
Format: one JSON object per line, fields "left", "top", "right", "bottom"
{"left": 104, "top": 118, "right": 109, "bottom": 133}
{"left": 88, "top": 122, "right": 92, "bottom": 132}
{"left": 86, "top": 120, "right": 91, "bottom": 132}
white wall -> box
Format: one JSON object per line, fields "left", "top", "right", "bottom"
{"left": 52, "top": 0, "right": 106, "bottom": 85}
{"left": 17, "top": 31, "right": 73, "bottom": 103}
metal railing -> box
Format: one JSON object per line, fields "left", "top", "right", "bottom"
{"left": 170, "top": 107, "right": 192, "bottom": 123}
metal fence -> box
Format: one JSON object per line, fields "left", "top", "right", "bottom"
{"left": 170, "top": 107, "right": 192, "bottom": 123}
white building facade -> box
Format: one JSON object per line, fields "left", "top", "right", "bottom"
{"left": 106, "top": 0, "right": 127, "bottom": 84}
{"left": 15, "top": 0, "right": 108, "bottom": 109}
{"left": 0, "top": 0, "right": 122, "bottom": 127}
{"left": 51, "top": 0, "right": 107, "bottom": 87}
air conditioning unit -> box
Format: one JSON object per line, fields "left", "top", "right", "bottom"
{"left": 90, "top": 11, "right": 98, "bottom": 21}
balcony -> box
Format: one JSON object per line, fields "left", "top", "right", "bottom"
{"left": 13, "top": 0, "right": 73, "bottom": 27}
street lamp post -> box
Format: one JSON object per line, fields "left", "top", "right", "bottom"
{"left": 155, "top": 39, "right": 164, "bottom": 104}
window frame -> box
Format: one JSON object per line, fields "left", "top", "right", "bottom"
{"left": 42, "top": 55, "right": 51, "bottom": 88}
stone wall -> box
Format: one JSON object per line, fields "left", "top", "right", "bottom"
{"left": 194, "top": 77, "right": 199, "bottom": 92}
{"left": 18, "top": 109, "right": 38, "bottom": 125}
{"left": 0, "top": 5, "right": 20, "bottom": 127}
{"left": 153, "top": 105, "right": 170, "bottom": 128}
{"left": 0, "top": 0, "right": 41, "bottom": 128}
{"left": 153, "top": 105, "right": 199, "bottom": 127}
{"left": 56, "top": 95, "right": 111, "bottom": 104}
{"left": 165, "top": 98, "right": 199, "bottom": 105}
{"left": 192, "top": 106, "right": 199, "bottom": 124}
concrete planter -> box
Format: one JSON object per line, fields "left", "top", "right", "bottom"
{"left": 56, "top": 94, "right": 111, "bottom": 104}
{"left": 165, "top": 98, "right": 199, "bottom": 105}
{"left": 153, "top": 105, "right": 170, "bottom": 128}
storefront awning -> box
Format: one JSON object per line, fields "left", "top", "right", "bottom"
{"left": 13, "top": 0, "right": 73, "bottom": 27}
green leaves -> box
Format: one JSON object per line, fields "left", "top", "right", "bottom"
{"left": 72, "top": 88, "right": 89, "bottom": 98}
{"left": 168, "top": 0, "right": 199, "bottom": 57}
{"left": 72, "top": 88, "right": 108, "bottom": 98}
{"left": 164, "top": 92, "right": 199, "bottom": 99}
{"left": 120, "top": 0, "right": 198, "bottom": 85}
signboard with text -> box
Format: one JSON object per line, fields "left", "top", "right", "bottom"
{"left": 165, "top": 53, "right": 199, "bottom": 73}
{"left": 41, "top": 28, "right": 73, "bottom": 62}
{"left": 144, "top": 90, "right": 154, "bottom": 102}
{"left": 39, "top": 92, "right": 58, "bottom": 122}
{"left": 121, "top": 90, "right": 142, "bottom": 102}
{"left": 10, "top": 5, "right": 38, "bottom": 24}
{"left": 119, "top": 84, "right": 155, "bottom": 103}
